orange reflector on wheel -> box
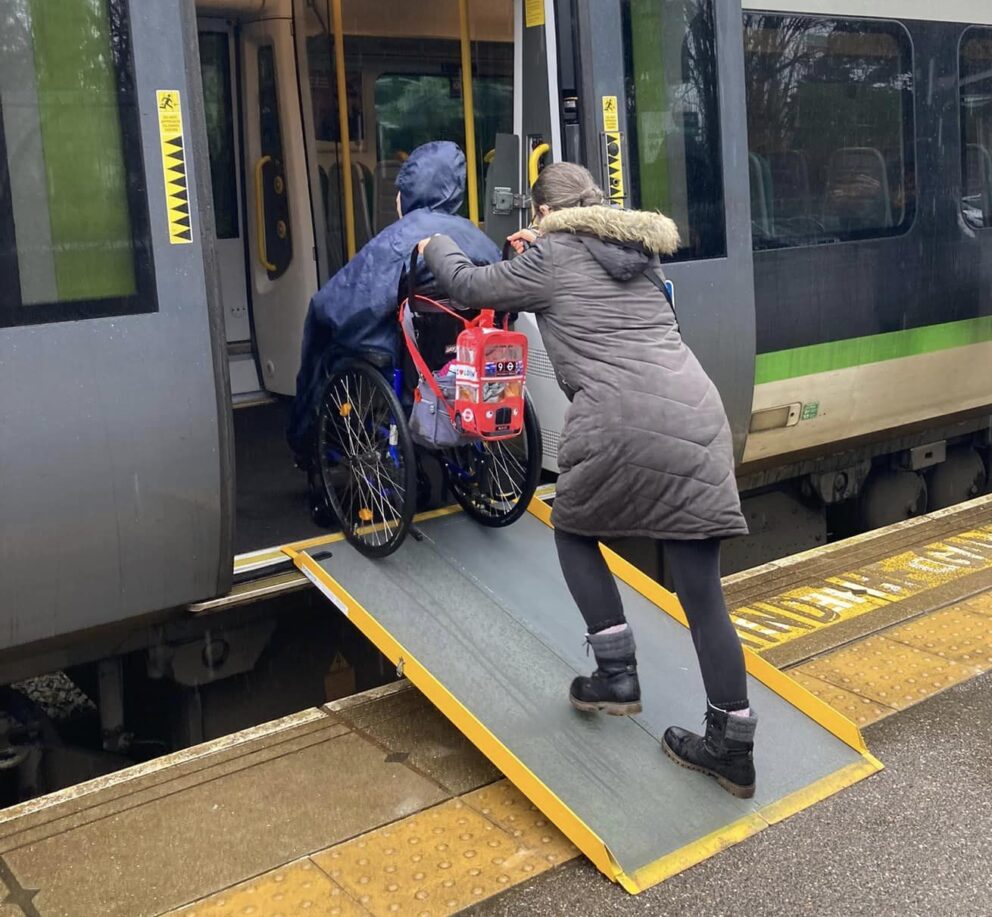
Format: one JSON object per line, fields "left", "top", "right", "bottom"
{"left": 339, "top": 402, "right": 353, "bottom": 417}
{"left": 359, "top": 508, "right": 373, "bottom": 522}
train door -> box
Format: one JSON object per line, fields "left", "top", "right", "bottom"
{"left": 197, "top": 21, "right": 259, "bottom": 398}
{"left": 0, "top": 0, "right": 232, "bottom": 647}
{"left": 539, "top": 0, "right": 758, "bottom": 466}
{"left": 291, "top": 0, "right": 517, "bottom": 285}
{"left": 240, "top": 11, "right": 318, "bottom": 396}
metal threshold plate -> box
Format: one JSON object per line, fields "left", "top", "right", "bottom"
{"left": 286, "top": 506, "right": 880, "bottom": 893}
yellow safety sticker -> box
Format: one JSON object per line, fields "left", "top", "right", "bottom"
{"left": 732, "top": 523, "right": 992, "bottom": 652}
{"left": 525, "top": 0, "right": 545, "bottom": 28}
{"left": 157, "top": 90, "right": 192, "bottom": 244}
{"left": 604, "top": 131, "right": 625, "bottom": 204}
{"left": 601, "top": 95, "right": 619, "bottom": 133}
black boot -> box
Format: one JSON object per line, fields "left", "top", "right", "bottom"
{"left": 663, "top": 703, "right": 757, "bottom": 798}
{"left": 569, "top": 627, "right": 642, "bottom": 716}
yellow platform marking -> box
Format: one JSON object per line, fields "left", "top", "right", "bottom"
{"left": 797, "top": 634, "right": 978, "bottom": 712}
{"left": 462, "top": 780, "right": 579, "bottom": 870}
{"left": 788, "top": 671, "right": 895, "bottom": 727}
{"left": 961, "top": 593, "right": 992, "bottom": 617}
{"left": 789, "top": 593, "right": 992, "bottom": 727}
{"left": 886, "top": 605, "right": 992, "bottom": 667}
{"left": 729, "top": 522, "right": 992, "bottom": 653}
{"left": 170, "top": 857, "right": 366, "bottom": 917}
{"left": 311, "top": 793, "right": 570, "bottom": 917}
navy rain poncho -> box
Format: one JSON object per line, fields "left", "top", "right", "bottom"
{"left": 288, "top": 141, "right": 500, "bottom": 455}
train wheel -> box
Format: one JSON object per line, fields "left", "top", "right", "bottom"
{"left": 442, "top": 392, "right": 542, "bottom": 527}
{"left": 316, "top": 360, "right": 416, "bottom": 557}
{"left": 858, "top": 468, "right": 927, "bottom": 531}
{"left": 927, "top": 448, "right": 987, "bottom": 511}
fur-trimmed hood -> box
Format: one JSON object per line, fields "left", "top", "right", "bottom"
{"left": 538, "top": 205, "right": 680, "bottom": 255}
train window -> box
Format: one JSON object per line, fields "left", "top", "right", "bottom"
{"left": 0, "top": 0, "right": 155, "bottom": 328}
{"left": 303, "top": 1, "right": 514, "bottom": 276}
{"left": 622, "top": 0, "right": 727, "bottom": 261}
{"left": 258, "top": 46, "right": 284, "bottom": 160}
{"left": 373, "top": 72, "right": 512, "bottom": 193}
{"left": 961, "top": 29, "right": 992, "bottom": 230}
{"left": 199, "top": 32, "right": 238, "bottom": 240}
{"left": 742, "top": 15, "right": 915, "bottom": 250}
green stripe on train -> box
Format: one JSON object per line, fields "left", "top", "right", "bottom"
{"left": 755, "top": 316, "right": 992, "bottom": 385}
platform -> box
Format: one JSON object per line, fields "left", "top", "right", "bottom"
{"left": 3, "top": 496, "right": 992, "bottom": 916}
{"left": 285, "top": 501, "right": 879, "bottom": 893}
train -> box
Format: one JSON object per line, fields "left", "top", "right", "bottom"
{"left": 0, "top": 0, "right": 989, "bottom": 780}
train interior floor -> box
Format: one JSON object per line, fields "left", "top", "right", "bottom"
{"left": 2, "top": 496, "right": 991, "bottom": 916}
{"left": 234, "top": 400, "right": 326, "bottom": 554}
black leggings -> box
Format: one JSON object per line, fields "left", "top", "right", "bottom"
{"left": 554, "top": 529, "right": 748, "bottom": 708}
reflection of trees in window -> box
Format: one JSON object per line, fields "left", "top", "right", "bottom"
{"left": 623, "top": 0, "right": 726, "bottom": 260}
{"left": 961, "top": 31, "right": 992, "bottom": 228}
{"left": 743, "top": 14, "right": 914, "bottom": 247}
{"left": 1, "top": 0, "right": 155, "bottom": 325}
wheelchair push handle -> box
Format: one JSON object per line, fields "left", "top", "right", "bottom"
{"left": 406, "top": 245, "right": 505, "bottom": 331}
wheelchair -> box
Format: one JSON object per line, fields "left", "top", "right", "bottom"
{"left": 309, "top": 248, "right": 543, "bottom": 558}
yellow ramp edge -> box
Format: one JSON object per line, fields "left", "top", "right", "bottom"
{"left": 285, "top": 501, "right": 882, "bottom": 893}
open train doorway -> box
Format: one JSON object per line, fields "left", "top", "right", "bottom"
{"left": 193, "top": 0, "right": 521, "bottom": 553}
{"left": 294, "top": 0, "right": 515, "bottom": 285}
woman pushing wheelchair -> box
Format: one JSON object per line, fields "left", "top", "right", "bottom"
{"left": 418, "top": 162, "right": 758, "bottom": 798}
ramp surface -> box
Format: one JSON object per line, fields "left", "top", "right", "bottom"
{"left": 286, "top": 504, "right": 880, "bottom": 892}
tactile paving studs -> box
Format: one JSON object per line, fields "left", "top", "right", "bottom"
{"left": 799, "top": 633, "right": 977, "bottom": 711}
{"left": 311, "top": 798, "right": 548, "bottom": 917}
{"left": 788, "top": 669, "right": 894, "bottom": 727}
{"left": 462, "top": 779, "right": 579, "bottom": 868}
{"left": 961, "top": 593, "right": 992, "bottom": 618}
{"left": 168, "top": 858, "right": 368, "bottom": 917}
{"left": 885, "top": 606, "right": 992, "bottom": 667}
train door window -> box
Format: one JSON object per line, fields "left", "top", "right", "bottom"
{"left": 961, "top": 28, "right": 992, "bottom": 230}
{"left": 199, "top": 31, "right": 238, "bottom": 240}
{"left": 621, "top": 0, "right": 727, "bottom": 260}
{"left": 302, "top": 0, "right": 513, "bottom": 276}
{"left": 742, "top": 14, "right": 915, "bottom": 250}
{"left": 0, "top": 0, "right": 155, "bottom": 328}
{"left": 373, "top": 71, "right": 512, "bottom": 220}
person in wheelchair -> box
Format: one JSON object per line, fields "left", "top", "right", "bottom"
{"left": 288, "top": 141, "right": 500, "bottom": 466}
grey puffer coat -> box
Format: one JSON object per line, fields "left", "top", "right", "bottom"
{"left": 423, "top": 205, "right": 747, "bottom": 541}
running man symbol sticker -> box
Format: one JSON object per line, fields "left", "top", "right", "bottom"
{"left": 156, "top": 90, "right": 192, "bottom": 244}
{"left": 601, "top": 95, "right": 619, "bottom": 132}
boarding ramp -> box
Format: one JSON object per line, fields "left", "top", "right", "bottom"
{"left": 286, "top": 501, "right": 881, "bottom": 893}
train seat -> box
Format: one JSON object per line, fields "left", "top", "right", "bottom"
{"left": 326, "top": 161, "right": 374, "bottom": 275}
{"left": 768, "top": 150, "right": 811, "bottom": 230}
{"left": 964, "top": 143, "right": 992, "bottom": 227}
{"left": 373, "top": 159, "right": 404, "bottom": 234}
{"left": 748, "top": 152, "right": 773, "bottom": 239}
{"left": 822, "top": 146, "right": 893, "bottom": 233}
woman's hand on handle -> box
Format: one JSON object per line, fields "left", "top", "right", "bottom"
{"left": 506, "top": 228, "right": 537, "bottom": 255}
{"left": 416, "top": 236, "right": 434, "bottom": 256}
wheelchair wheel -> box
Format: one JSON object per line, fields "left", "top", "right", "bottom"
{"left": 442, "top": 392, "right": 543, "bottom": 527}
{"left": 316, "top": 360, "right": 416, "bottom": 557}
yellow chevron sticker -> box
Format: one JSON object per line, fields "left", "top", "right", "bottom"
{"left": 604, "top": 130, "right": 624, "bottom": 204}
{"left": 157, "top": 90, "right": 192, "bottom": 245}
